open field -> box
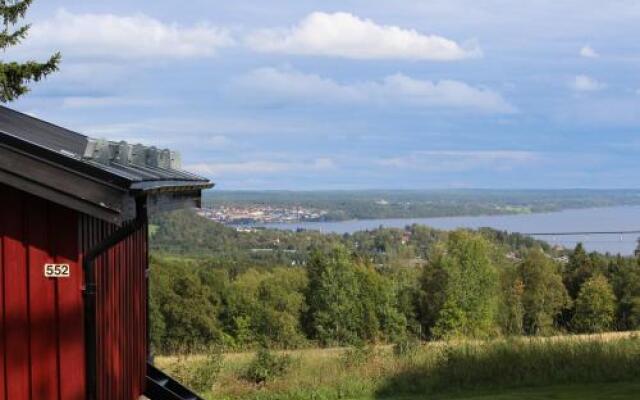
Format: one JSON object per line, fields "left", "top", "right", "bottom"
{"left": 373, "top": 382, "right": 640, "bottom": 400}
{"left": 155, "top": 332, "right": 640, "bottom": 400}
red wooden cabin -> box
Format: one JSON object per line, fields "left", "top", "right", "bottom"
{"left": 0, "top": 106, "right": 212, "bottom": 400}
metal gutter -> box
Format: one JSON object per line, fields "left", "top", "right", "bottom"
{"left": 130, "top": 180, "right": 214, "bottom": 193}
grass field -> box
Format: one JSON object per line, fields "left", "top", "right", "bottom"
{"left": 372, "top": 381, "right": 640, "bottom": 399}
{"left": 155, "top": 333, "right": 640, "bottom": 400}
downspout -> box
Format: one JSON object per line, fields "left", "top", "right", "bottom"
{"left": 83, "top": 196, "right": 148, "bottom": 400}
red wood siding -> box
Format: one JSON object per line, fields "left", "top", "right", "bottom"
{"left": 1, "top": 183, "right": 148, "bottom": 400}
{"left": 80, "top": 215, "right": 148, "bottom": 400}
{"left": 0, "top": 183, "right": 85, "bottom": 400}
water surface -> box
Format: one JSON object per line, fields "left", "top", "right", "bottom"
{"left": 255, "top": 206, "right": 640, "bottom": 255}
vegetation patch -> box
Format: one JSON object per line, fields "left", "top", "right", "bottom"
{"left": 242, "top": 348, "right": 294, "bottom": 385}
{"left": 157, "top": 334, "right": 640, "bottom": 400}
{"left": 162, "top": 347, "right": 224, "bottom": 393}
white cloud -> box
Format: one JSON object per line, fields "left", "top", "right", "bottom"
{"left": 187, "top": 157, "right": 335, "bottom": 176}
{"left": 237, "top": 67, "right": 362, "bottom": 102}
{"left": 378, "top": 150, "right": 539, "bottom": 172}
{"left": 189, "top": 161, "right": 292, "bottom": 175}
{"left": 73, "top": 118, "right": 235, "bottom": 151}
{"left": 246, "top": 11, "right": 481, "bottom": 60}
{"left": 579, "top": 45, "right": 599, "bottom": 58}
{"left": 571, "top": 75, "right": 606, "bottom": 91}
{"left": 61, "top": 96, "right": 159, "bottom": 109}
{"left": 24, "top": 9, "right": 233, "bottom": 60}
{"left": 236, "top": 67, "right": 515, "bottom": 113}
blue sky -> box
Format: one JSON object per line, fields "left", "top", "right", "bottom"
{"left": 7, "top": 1, "right": 640, "bottom": 189}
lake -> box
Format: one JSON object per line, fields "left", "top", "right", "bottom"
{"left": 255, "top": 206, "right": 640, "bottom": 255}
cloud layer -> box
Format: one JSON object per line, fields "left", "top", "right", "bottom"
{"left": 187, "top": 158, "right": 335, "bottom": 176}
{"left": 236, "top": 67, "right": 515, "bottom": 113}
{"left": 378, "top": 150, "right": 539, "bottom": 172}
{"left": 25, "top": 9, "right": 233, "bottom": 60}
{"left": 247, "top": 12, "right": 481, "bottom": 60}
{"left": 571, "top": 74, "right": 606, "bottom": 91}
{"left": 579, "top": 45, "right": 599, "bottom": 58}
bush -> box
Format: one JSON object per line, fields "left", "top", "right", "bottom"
{"left": 243, "top": 348, "right": 293, "bottom": 384}
{"left": 341, "top": 343, "right": 375, "bottom": 368}
{"left": 164, "top": 347, "right": 223, "bottom": 393}
{"left": 393, "top": 337, "right": 421, "bottom": 358}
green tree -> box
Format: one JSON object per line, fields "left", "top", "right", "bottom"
{"left": 161, "top": 274, "right": 223, "bottom": 350}
{"left": 419, "top": 230, "right": 499, "bottom": 339}
{"left": 498, "top": 266, "right": 525, "bottom": 336}
{"left": 608, "top": 256, "right": 640, "bottom": 330}
{"left": 390, "top": 266, "right": 423, "bottom": 337}
{"left": 149, "top": 257, "right": 225, "bottom": 352}
{"left": 148, "top": 293, "right": 167, "bottom": 352}
{"left": 0, "top": 0, "right": 60, "bottom": 102}
{"left": 517, "top": 249, "right": 570, "bottom": 335}
{"left": 226, "top": 268, "right": 308, "bottom": 348}
{"left": 572, "top": 275, "right": 616, "bottom": 333}
{"left": 305, "top": 247, "right": 363, "bottom": 345}
{"left": 304, "top": 247, "right": 405, "bottom": 345}
{"left": 564, "top": 243, "right": 596, "bottom": 299}
{"left": 355, "top": 262, "right": 406, "bottom": 342}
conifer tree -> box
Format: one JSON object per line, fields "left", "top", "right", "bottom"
{"left": 0, "top": 0, "right": 60, "bottom": 102}
{"left": 564, "top": 243, "right": 595, "bottom": 299}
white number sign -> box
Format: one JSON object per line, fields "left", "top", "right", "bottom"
{"left": 44, "top": 264, "right": 71, "bottom": 278}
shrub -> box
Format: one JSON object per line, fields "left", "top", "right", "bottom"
{"left": 393, "top": 337, "right": 421, "bottom": 358}
{"left": 341, "top": 343, "right": 375, "bottom": 368}
{"left": 243, "top": 348, "right": 293, "bottom": 384}
{"left": 164, "top": 347, "right": 223, "bottom": 393}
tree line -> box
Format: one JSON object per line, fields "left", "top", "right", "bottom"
{"left": 149, "top": 211, "right": 640, "bottom": 354}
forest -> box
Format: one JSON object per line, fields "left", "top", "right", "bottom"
{"left": 149, "top": 210, "right": 640, "bottom": 354}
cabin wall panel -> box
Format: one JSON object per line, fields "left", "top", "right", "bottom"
{"left": 1, "top": 186, "right": 31, "bottom": 400}
{"left": 0, "top": 183, "right": 85, "bottom": 400}
{"left": 80, "top": 215, "right": 147, "bottom": 400}
{"left": 1, "top": 182, "right": 147, "bottom": 400}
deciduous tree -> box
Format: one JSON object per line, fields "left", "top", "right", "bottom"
{"left": 517, "top": 249, "right": 570, "bottom": 335}
{"left": 572, "top": 275, "right": 616, "bottom": 333}
{"left": 419, "top": 230, "right": 499, "bottom": 339}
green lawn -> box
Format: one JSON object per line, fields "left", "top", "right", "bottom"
{"left": 376, "top": 382, "right": 640, "bottom": 400}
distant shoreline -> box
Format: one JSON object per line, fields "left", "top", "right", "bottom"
{"left": 228, "top": 204, "right": 640, "bottom": 226}
{"left": 206, "top": 189, "right": 640, "bottom": 226}
{"left": 228, "top": 205, "right": 640, "bottom": 255}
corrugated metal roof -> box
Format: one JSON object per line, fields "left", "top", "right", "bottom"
{"left": 0, "top": 106, "right": 88, "bottom": 154}
{"left": 0, "top": 106, "right": 212, "bottom": 190}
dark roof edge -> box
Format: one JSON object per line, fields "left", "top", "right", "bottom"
{"left": 0, "top": 106, "right": 88, "bottom": 140}
{"left": 130, "top": 180, "right": 215, "bottom": 193}
{"left": 0, "top": 130, "right": 212, "bottom": 189}
{"left": 0, "top": 130, "right": 132, "bottom": 189}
